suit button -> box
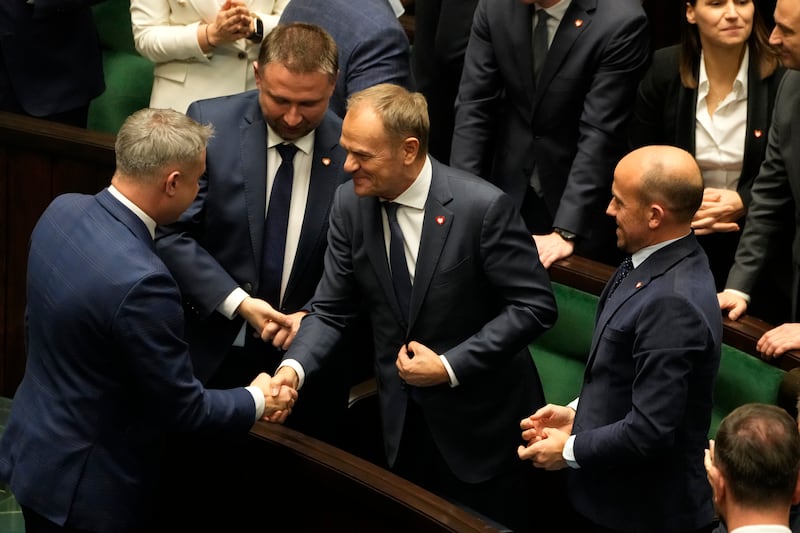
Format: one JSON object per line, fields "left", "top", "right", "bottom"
{"left": 243, "top": 282, "right": 253, "bottom": 292}
{"left": 238, "top": 51, "right": 247, "bottom": 60}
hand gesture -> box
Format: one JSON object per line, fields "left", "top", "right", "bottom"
{"left": 691, "top": 188, "right": 744, "bottom": 235}
{"left": 249, "top": 372, "right": 297, "bottom": 423}
{"left": 236, "top": 296, "right": 291, "bottom": 344}
{"left": 517, "top": 427, "right": 569, "bottom": 470}
{"left": 717, "top": 290, "right": 748, "bottom": 321}
{"left": 520, "top": 404, "right": 575, "bottom": 444}
{"left": 261, "top": 310, "right": 307, "bottom": 350}
{"left": 533, "top": 232, "right": 575, "bottom": 269}
{"left": 396, "top": 341, "right": 449, "bottom": 387}
{"left": 207, "top": 0, "right": 252, "bottom": 45}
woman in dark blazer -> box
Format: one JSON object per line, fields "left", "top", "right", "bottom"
{"left": 629, "top": 0, "right": 791, "bottom": 324}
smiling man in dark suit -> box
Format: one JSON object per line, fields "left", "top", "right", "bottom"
{"left": 519, "top": 145, "right": 722, "bottom": 533}
{"left": 451, "top": 0, "right": 650, "bottom": 268}
{"left": 270, "top": 83, "right": 557, "bottom": 531}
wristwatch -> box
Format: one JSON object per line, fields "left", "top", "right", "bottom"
{"left": 553, "top": 227, "right": 577, "bottom": 242}
{"left": 247, "top": 17, "right": 264, "bottom": 43}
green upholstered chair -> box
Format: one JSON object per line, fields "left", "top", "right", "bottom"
{"left": 87, "top": 0, "right": 153, "bottom": 134}
{"left": 530, "top": 281, "right": 791, "bottom": 438}
{"left": 0, "top": 397, "right": 23, "bottom": 533}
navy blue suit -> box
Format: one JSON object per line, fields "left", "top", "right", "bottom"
{"left": 452, "top": 0, "right": 649, "bottom": 261}
{"left": 156, "top": 90, "right": 349, "bottom": 384}
{"left": 0, "top": 190, "right": 255, "bottom": 532}
{"left": 279, "top": 0, "right": 413, "bottom": 117}
{"left": 570, "top": 234, "right": 722, "bottom": 532}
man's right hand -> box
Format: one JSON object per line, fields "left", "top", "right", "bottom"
{"left": 520, "top": 404, "right": 575, "bottom": 444}
{"left": 249, "top": 372, "right": 297, "bottom": 423}
{"left": 718, "top": 290, "right": 748, "bottom": 321}
{"left": 237, "top": 296, "right": 291, "bottom": 341}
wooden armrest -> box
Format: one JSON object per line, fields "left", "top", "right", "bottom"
{"left": 349, "top": 377, "right": 378, "bottom": 409}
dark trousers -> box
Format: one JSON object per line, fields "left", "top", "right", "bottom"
{"left": 392, "top": 400, "right": 530, "bottom": 532}
{"left": 21, "top": 505, "right": 95, "bottom": 533}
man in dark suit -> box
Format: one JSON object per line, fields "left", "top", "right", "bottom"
{"left": 0, "top": 108, "right": 295, "bottom": 533}
{"left": 708, "top": 403, "right": 800, "bottom": 533}
{"left": 270, "top": 83, "right": 557, "bottom": 531}
{"left": 719, "top": 0, "right": 800, "bottom": 359}
{"left": 155, "top": 23, "right": 349, "bottom": 439}
{"left": 278, "top": 0, "right": 413, "bottom": 118}
{"left": 451, "top": 0, "right": 649, "bottom": 268}
{"left": 519, "top": 145, "right": 722, "bottom": 533}
{"left": 0, "top": 0, "right": 105, "bottom": 127}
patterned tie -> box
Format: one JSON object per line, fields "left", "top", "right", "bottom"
{"left": 260, "top": 143, "right": 298, "bottom": 307}
{"left": 608, "top": 255, "right": 633, "bottom": 298}
{"left": 384, "top": 202, "right": 412, "bottom": 320}
{"left": 532, "top": 9, "right": 549, "bottom": 85}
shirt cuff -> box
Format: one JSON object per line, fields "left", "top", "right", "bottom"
{"left": 277, "top": 359, "right": 306, "bottom": 390}
{"left": 567, "top": 397, "right": 579, "bottom": 411}
{"left": 245, "top": 385, "right": 265, "bottom": 421}
{"left": 217, "top": 287, "right": 250, "bottom": 319}
{"left": 439, "top": 354, "right": 459, "bottom": 387}
{"left": 563, "top": 435, "right": 580, "bottom": 469}
{"left": 723, "top": 288, "right": 751, "bottom": 304}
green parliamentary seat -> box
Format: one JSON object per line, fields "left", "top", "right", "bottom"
{"left": 530, "top": 281, "right": 790, "bottom": 438}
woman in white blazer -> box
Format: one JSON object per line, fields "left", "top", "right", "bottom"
{"left": 131, "top": 0, "right": 288, "bottom": 113}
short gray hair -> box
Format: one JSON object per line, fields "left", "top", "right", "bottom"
{"left": 347, "top": 84, "right": 429, "bottom": 155}
{"left": 115, "top": 108, "right": 213, "bottom": 181}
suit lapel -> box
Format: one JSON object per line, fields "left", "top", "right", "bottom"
{"left": 675, "top": 83, "right": 696, "bottom": 152}
{"left": 409, "top": 161, "right": 454, "bottom": 330}
{"left": 584, "top": 237, "right": 697, "bottom": 378}
{"left": 533, "top": 0, "right": 595, "bottom": 112}
{"left": 240, "top": 103, "right": 269, "bottom": 274}
{"left": 284, "top": 117, "right": 343, "bottom": 302}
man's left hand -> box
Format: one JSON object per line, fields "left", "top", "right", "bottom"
{"left": 396, "top": 341, "right": 449, "bottom": 387}
{"left": 757, "top": 323, "right": 800, "bottom": 358}
{"left": 517, "top": 427, "right": 569, "bottom": 470}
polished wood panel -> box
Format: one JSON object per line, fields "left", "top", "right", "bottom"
{"left": 0, "top": 111, "right": 114, "bottom": 397}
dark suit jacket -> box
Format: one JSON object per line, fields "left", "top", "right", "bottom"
{"left": 0, "top": 0, "right": 104, "bottom": 118}
{"left": 727, "top": 71, "right": 800, "bottom": 321}
{"left": 629, "top": 45, "right": 784, "bottom": 215}
{"left": 570, "top": 234, "right": 722, "bottom": 532}
{"left": 0, "top": 190, "right": 255, "bottom": 532}
{"left": 155, "top": 90, "right": 349, "bottom": 383}
{"left": 283, "top": 158, "right": 557, "bottom": 483}
{"left": 451, "top": 0, "right": 649, "bottom": 254}
{"left": 279, "top": 0, "right": 413, "bottom": 118}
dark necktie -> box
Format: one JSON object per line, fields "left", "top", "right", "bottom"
{"left": 532, "top": 9, "right": 549, "bottom": 84}
{"left": 608, "top": 255, "right": 633, "bottom": 298}
{"left": 260, "top": 143, "right": 298, "bottom": 307}
{"left": 384, "top": 202, "right": 412, "bottom": 320}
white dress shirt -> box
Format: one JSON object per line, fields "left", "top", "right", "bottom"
{"left": 695, "top": 48, "right": 749, "bottom": 191}
{"left": 217, "top": 127, "right": 315, "bottom": 348}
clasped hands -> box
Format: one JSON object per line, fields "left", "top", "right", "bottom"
{"left": 691, "top": 188, "right": 744, "bottom": 235}
{"left": 249, "top": 372, "right": 297, "bottom": 423}
{"left": 237, "top": 296, "right": 305, "bottom": 351}
{"left": 207, "top": 0, "right": 258, "bottom": 46}
{"left": 517, "top": 404, "right": 574, "bottom": 470}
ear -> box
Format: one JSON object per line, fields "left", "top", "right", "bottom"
{"left": 647, "top": 203, "right": 665, "bottom": 229}
{"left": 164, "top": 170, "right": 180, "bottom": 198}
{"left": 686, "top": 2, "right": 697, "bottom": 25}
{"left": 253, "top": 62, "right": 262, "bottom": 87}
{"left": 401, "top": 137, "right": 420, "bottom": 165}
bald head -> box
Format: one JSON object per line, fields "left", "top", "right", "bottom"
{"left": 607, "top": 146, "right": 703, "bottom": 253}
{"left": 619, "top": 146, "right": 704, "bottom": 224}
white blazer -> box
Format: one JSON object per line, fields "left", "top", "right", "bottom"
{"left": 131, "top": 0, "right": 288, "bottom": 112}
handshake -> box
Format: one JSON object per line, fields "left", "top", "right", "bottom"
{"left": 248, "top": 367, "right": 301, "bottom": 423}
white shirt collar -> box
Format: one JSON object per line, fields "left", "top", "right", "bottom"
{"left": 267, "top": 126, "right": 315, "bottom": 155}
{"left": 698, "top": 46, "right": 750, "bottom": 102}
{"left": 108, "top": 184, "right": 158, "bottom": 240}
{"left": 631, "top": 233, "right": 690, "bottom": 269}
{"left": 383, "top": 156, "right": 432, "bottom": 210}
{"left": 538, "top": 0, "right": 572, "bottom": 24}
{"left": 730, "top": 526, "right": 792, "bottom": 533}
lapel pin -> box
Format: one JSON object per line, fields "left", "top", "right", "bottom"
{"left": 754, "top": 129, "right": 763, "bottom": 138}
{"left": 321, "top": 157, "right": 331, "bottom": 166}
{"left": 635, "top": 281, "right": 643, "bottom": 289}
{"left": 435, "top": 215, "right": 445, "bottom": 225}
{"left": 574, "top": 19, "right": 584, "bottom": 28}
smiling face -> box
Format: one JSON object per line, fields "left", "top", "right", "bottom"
{"left": 686, "top": 0, "right": 754, "bottom": 50}
{"left": 770, "top": 0, "right": 800, "bottom": 69}
{"left": 339, "top": 103, "right": 417, "bottom": 200}
{"left": 606, "top": 158, "right": 651, "bottom": 254}
{"left": 254, "top": 61, "right": 335, "bottom": 141}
